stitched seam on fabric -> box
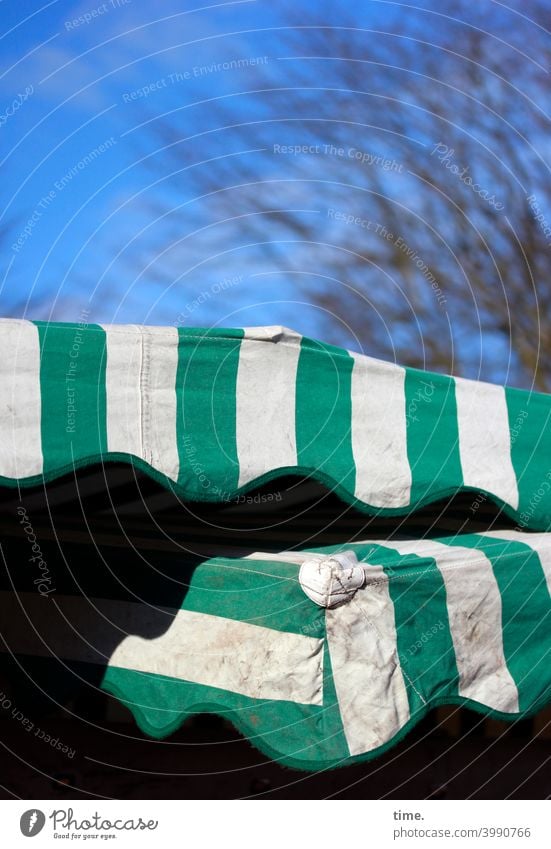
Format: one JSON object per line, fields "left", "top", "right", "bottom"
{"left": 133, "top": 325, "right": 144, "bottom": 462}
{"left": 249, "top": 544, "right": 551, "bottom": 586}
{"left": 27, "top": 324, "right": 350, "bottom": 361}
{"left": 314, "top": 640, "right": 324, "bottom": 705}
{"left": 359, "top": 546, "right": 551, "bottom": 586}
{"left": 176, "top": 552, "right": 551, "bottom": 590}
{"left": 346, "top": 592, "right": 428, "bottom": 706}
{"left": 399, "top": 670, "right": 427, "bottom": 706}
{"left": 140, "top": 327, "right": 152, "bottom": 465}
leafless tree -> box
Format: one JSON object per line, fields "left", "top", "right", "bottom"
{"left": 138, "top": 1, "right": 551, "bottom": 388}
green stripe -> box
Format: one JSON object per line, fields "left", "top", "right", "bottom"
{"left": 406, "top": 368, "right": 463, "bottom": 505}
{"left": 182, "top": 556, "right": 324, "bottom": 636}
{"left": 507, "top": 386, "right": 551, "bottom": 529}
{"left": 35, "top": 321, "right": 107, "bottom": 474}
{"left": 176, "top": 327, "right": 243, "bottom": 499}
{"left": 465, "top": 535, "right": 551, "bottom": 712}
{"left": 295, "top": 337, "right": 355, "bottom": 493}
{"left": 102, "top": 665, "right": 349, "bottom": 768}
{"left": 306, "top": 540, "right": 461, "bottom": 712}
{"left": 360, "top": 542, "right": 459, "bottom": 712}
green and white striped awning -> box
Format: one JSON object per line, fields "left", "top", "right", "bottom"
{"left": 2, "top": 531, "right": 550, "bottom": 769}
{"left": 1, "top": 319, "right": 551, "bottom": 527}
{"left": 1, "top": 318, "right": 550, "bottom": 769}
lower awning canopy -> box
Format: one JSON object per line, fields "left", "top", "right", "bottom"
{"left": 2, "top": 529, "right": 550, "bottom": 770}
{"left": 1, "top": 319, "right": 550, "bottom": 768}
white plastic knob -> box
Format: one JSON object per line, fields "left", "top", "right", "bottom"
{"left": 299, "top": 550, "right": 366, "bottom": 608}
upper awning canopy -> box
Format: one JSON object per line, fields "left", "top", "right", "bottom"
{"left": 0, "top": 318, "right": 550, "bottom": 530}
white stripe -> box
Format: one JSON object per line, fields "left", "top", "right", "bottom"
{"left": 110, "top": 607, "right": 322, "bottom": 704}
{"left": 380, "top": 539, "right": 519, "bottom": 713}
{"left": 350, "top": 354, "right": 411, "bottom": 508}
{"left": 455, "top": 377, "right": 519, "bottom": 509}
{"left": 244, "top": 550, "right": 325, "bottom": 565}
{"left": 0, "top": 319, "right": 42, "bottom": 478}
{"left": 326, "top": 564, "right": 410, "bottom": 756}
{"left": 103, "top": 324, "right": 143, "bottom": 459}
{"left": 481, "top": 530, "right": 551, "bottom": 596}
{"left": 0, "top": 592, "right": 323, "bottom": 706}
{"left": 236, "top": 328, "right": 301, "bottom": 487}
{"left": 103, "top": 325, "right": 179, "bottom": 481}
{"left": 142, "top": 326, "right": 179, "bottom": 481}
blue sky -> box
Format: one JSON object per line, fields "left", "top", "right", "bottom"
{"left": 1, "top": 0, "right": 311, "bottom": 323}
{"left": 0, "top": 0, "right": 549, "bottom": 388}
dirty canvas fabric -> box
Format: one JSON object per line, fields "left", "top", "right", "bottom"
{"left": 1, "top": 531, "right": 550, "bottom": 769}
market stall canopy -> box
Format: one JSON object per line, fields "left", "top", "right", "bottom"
{"left": 1, "top": 318, "right": 550, "bottom": 527}
{"left": 0, "top": 318, "right": 550, "bottom": 769}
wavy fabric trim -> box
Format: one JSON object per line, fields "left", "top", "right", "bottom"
{"left": 1, "top": 319, "right": 550, "bottom": 530}
{"left": 2, "top": 530, "right": 550, "bottom": 769}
